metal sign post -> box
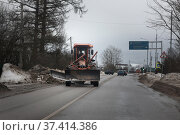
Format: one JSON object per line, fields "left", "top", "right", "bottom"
{"left": 129, "top": 41, "right": 149, "bottom": 71}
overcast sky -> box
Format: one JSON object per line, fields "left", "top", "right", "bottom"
{"left": 65, "top": 0, "right": 170, "bottom": 66}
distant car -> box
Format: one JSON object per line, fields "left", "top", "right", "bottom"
{"left": 124, "top": 70, "right": 127, "bottom": 76}
{"left": 105, "top": 70, "right": 114, "bottom": 75}
{"left": 117, "top": 70, "right": 126, "bottom": 76}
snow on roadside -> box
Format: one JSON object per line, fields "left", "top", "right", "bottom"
{"left": 139, "top": 72, "right": 180, "bottom": 88}
{"left": 147, "top": 73, "right": 162, "bottom": 81}
{"left": 160, "top": 73, "right": 180, "bottom": 87}
{"left": 139, "top": 72, "right": 162, "bottom": 87}
{"left": 161, "top": 73, "right": 180, "bottom": 81}
{"left": 0, "top": 63, "right": 31, "bottom": 84}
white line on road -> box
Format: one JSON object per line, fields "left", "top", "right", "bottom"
{"left": 42, "top": 75, "right": 116, "bottom": 120}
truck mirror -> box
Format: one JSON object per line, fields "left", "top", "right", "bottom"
{"left": 71, "top": 50, "right": 73, "bottom": 54}
{"left": 91, "top": 50, "right": 94, "bottom": 55}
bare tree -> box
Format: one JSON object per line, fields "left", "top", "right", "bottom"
{"left": 102, "top": 46, "right": 122, "bottom": 71}
{"left": 148, "top": 0, "right": 180, "bottom": 42}
{"left": 148, "top": 0, "right": 180, "bottom": 73}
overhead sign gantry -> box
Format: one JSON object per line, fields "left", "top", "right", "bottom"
{"left": 129, "top": 41, "right": 163, "bottom": 71}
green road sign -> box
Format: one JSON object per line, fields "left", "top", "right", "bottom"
{"left": 129, "top": 41, "right": 149, "bottom": 50}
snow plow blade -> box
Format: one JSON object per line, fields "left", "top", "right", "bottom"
{"left": 65, "top": 70, "right": 100, "bottom": 81}
{"left": 50, "top": 70, "right": 66, "bottom": 79}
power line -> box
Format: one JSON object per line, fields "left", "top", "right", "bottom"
{"left": 68, "top": 19, "right": 145, "bottom": 26}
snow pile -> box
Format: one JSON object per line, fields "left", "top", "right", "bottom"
{"left": 0, "top": 63, "right": 31, "bottom": 84}
{"left": 161, "top": 73, "right": 180, "bottom": 82}
{"left": 139, "top": 72, "right": 180, "bottom": 97}
{"left": 29, "top": 65, "right": 64, "bottom": 84}
{"left": 139, "top": 73, "right": 161, "bottom": 86}
{"left": 147, "top": 73, "right": 162, "bottom": 81}
{"left": 160, "top": 73, "right": 180, "bottom": 87}
{"left": 100, "top": 71, "right": 105, "bottom": 75}
{"left": 29, "top": 64, "right": 49, "bottom": 75}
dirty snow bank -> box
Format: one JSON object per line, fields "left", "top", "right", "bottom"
{"left": 29, "top": 65, "right": 64, "bottom": 84}
{"left": 0, "top": 63, "right": 31, "bottom": 84}
{"left": 139, "top": 73, "right": 162, "bottom": 87}
{"left": 160, "top": 73, "right": 180, "bottom": 88}
{"left": 161, "top": 73, "right": 180, "bottom": 81}
{"left": 139, "top": 72, "right": 180, "bottom": 97}
{"left": 0, "top": 63, "right": 65, "bottom": 84}
{"left": 29, "top": 64, "right": 49, "bottom": 74}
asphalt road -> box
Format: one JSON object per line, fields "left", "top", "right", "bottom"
{"left": 0, "top": 74, "right": 113, "bottom": 120}
{"left": 0, "top": 74, "right": 180, "bottom": 120}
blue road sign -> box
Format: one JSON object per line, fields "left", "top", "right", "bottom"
{"left": 129, "top": 41, "right": 149, "bottom": 50}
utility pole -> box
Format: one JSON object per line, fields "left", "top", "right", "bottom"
{"left": 128, "top": 60, "right": 130, "bottom": 73}
{"left": 169, "top": 10, "right": 173, "bottom": 73}
{"left": 150, "top": 43, "right": 153, "bottom": 73}
{"left": 155, "top": 30, "right": 158, "bottom": 68}
{"left": 70, "top": 37, "right": 73, "bottom": 52}
{"left": 69, "top": 37, "right": 73, "bottom": 63}
{"left": 170, "top": 10, "right": 173, "bottom": 53}
{"left": 147, "top": 48, "right": 149, "bottom": 71}
{"left": 150, "top": 54, "right": 152, "bottom": 73}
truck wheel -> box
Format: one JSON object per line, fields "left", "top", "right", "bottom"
{"left": 90, "top": 81, "right": 93, "bottom": 85}
{"left": 93, "top": 81, "right": 99, "bottom": 87}
{"left": 66, "top": 81, "right": 71, "bottom": 86}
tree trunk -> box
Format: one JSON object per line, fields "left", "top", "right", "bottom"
{"left": 40, "top": 0, "right": 47, "bottom": 54}
{"left": 31, "top": 0, "right": 39, "bottom": 66}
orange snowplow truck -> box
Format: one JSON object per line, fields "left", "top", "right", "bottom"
{"left": 65, "top": 44, "right": 100, "bottom": 87}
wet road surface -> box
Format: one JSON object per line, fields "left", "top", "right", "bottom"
{"left": 0, "top": 74, "right": 180, "bottom": 120}
{"left": 50, "top": 75, "right": 180, "bottom": 120}
{"left": 0, "top": 75, "right": 113, "bottom": 120}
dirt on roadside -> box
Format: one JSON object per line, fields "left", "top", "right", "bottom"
{"left": 0, "top": 83, "right": 10, "bottom": 92}
{"left": 28, "top": 65, "right": 64, "bottom": 84}
{"left": 138, "top": 73, "right": 180, "bottom": 98}
{"left": 139, "top": 73, "right": 161, "bottom": 87}
{"left": 0, "top": 83, "right": 11, "bottom": 98}
{"left": 151, "top": 81, "right": 180, "bottom": 97}
{"left": 0, "top": 83, "right": 58, "bottom": 99}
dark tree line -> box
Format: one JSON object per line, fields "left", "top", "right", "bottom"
{"left": 0, "top": 0, "right": 86, "bottom": 72}
{"left": 148, "top": 0, "right": 180, "bottom": 73}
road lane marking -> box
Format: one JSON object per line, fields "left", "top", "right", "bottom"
{"left": 42, "top": 75, "right": 116, "bottom": 120}
{"left": 42, "top": 87, "right": 96, "bottom": 120}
